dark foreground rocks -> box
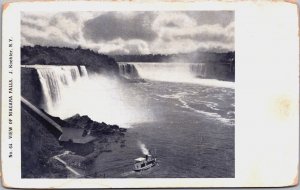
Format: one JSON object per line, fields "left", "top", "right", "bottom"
{"left": 21, "top": 107, "right": 127, "bottom": 178}
{"left": 64, "top": 114, "right": 127, "bottom": 136}
{"left": 21, "top": 107, "right": 67, "bottom": 178}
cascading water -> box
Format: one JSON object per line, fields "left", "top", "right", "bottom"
{"left": 190, "top": 63, "right": 207, "bottom": 78}
{"left": 22, "top": 65, "right": 151, "bottom": 127}
{"left": 118, "top": 63, "right": 140, "bottom": 79}
{"left": 23, "top": 65, "right": 88, "bottom": 113}
{"left": 79, "top": 65, "right": 89, "bottom": 77}
{"left": 130, "top": 62, "right": 234, "bottom": 89}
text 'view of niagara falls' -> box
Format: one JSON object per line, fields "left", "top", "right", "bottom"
{"left": 21, "top": 11, "right": 235, "bottom": 178}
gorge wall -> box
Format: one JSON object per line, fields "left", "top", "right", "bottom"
{"left": 21, "top": 67, "right": 44, "bottom": 108}
{"left": 21, "top": 106, "right": 67, "bottom": 178}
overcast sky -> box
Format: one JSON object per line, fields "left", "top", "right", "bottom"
{"left": 21, "top": 11, "right": 234, "bottom": 54}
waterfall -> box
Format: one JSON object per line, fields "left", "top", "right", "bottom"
{"left": 79, "top": 66, "right": 88, "bottom": 77}
{"left": 130, "top": 62, "right": 191, "bottom": 83}
{"left": 22, "top": 65, "right": 88, "bottom": 113}
{"left": 130, "top": 62, "right": 234, "bottom": 89}
{"left": 190, "top": 63, "right": 207, "bottom": 78}
{"left": 22, "top": 65, "right": 151, "bottom": 127}
{"left": 118, "top": 63, "right": 139, "bottom": 79}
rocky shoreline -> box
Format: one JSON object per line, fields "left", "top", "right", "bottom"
{"left": 21, "top": 106, "right": 127, "bottom": 178}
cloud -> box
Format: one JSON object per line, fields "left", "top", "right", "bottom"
{"left": 117, "top": 39, "right": 150, "bottom": 54}
{"left": 152, "top": 12, "right": 197, "bottom": 31}
{"left": 186, "top": 11, "right": 234, "bottom": 27}
{"left": 21, "top": 12, "right": 104, "bottom": 47}
{"left": 150, "top": 13, "right": 234, "bottom": 53}
{"left": 83, "top": 12, "right": 157, "bottom": 42}
{"left": 21, "top": 11, "right": 234, "bottom": 54}
{"left": 22, "top": 12, "right": 79, "bottom": 48}
{"left": 88, "top": 38, "right": 150, "bottom": 55}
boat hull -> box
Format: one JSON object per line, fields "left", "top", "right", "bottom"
{"left": 134, "top": 162, "right": 156, "bottom": 172}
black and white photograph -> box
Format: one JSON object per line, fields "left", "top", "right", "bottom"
{"left": 1, "top": 0, "right": 299, "bottom": 188}
{"left": 20, "top": 10, "right": 235, "bottom": 178}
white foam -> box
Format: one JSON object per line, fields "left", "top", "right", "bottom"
{"left": 157, "top": 92, "right": 234, "bottom": 126}
{"left": 129, "top": 62, "right": 235, "bottom": 89}
{"left": 27, "top": 65, "right": 152, "bottom": 128}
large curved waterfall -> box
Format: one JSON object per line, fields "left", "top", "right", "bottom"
{"left": 124, "top": 62, "right": 234, "bottom": 88}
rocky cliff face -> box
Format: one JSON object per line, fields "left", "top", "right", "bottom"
{"left": 21, "top": 107, "right": 127, "bottom": 178}
{"left": 64, "top": 114, "right": 127, "bottom": 136}
{"left": 21, "top": 107, "right": 67, "bottom": 178}
{"left": 21, "top": 67, "right": 44, "bottom": 107}
{"left": 20, "top": 46, "right": 128, "bottom": 178}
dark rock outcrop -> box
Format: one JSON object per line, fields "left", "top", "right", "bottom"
{"left": 21, "top": 107, "right": 67, "bottom": 178}
{"left": 64, "top": 114, "right": 127, "bottom": 136}
{"left": 22, "top": 107, "right": 127, "bottom": 177}
{"left": 21, "top": 67, "right": 44, "bottom": 107}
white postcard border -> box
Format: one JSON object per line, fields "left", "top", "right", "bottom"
{"left": 1, "top": 0, "right": 299, "bottom": 188}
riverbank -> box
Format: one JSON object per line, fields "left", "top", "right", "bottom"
{"left": 21, "top": 105, "right": 127, "bottom": 178}
{"left": 21, "top": 45, "right": 119, "bottom": 75}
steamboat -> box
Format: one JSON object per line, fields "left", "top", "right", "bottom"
{"left": 134, "top": 154, "right": 157, "bottom": 172}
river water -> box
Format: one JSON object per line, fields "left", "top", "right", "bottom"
{"left": 89, "top": 78, "right": 235, "bottom": 178}
{"left": 27, "top": 63, "right": 234, "bottom": 178}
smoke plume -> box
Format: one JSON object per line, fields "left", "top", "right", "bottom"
{"left": 138, "top": 140, "right": 149, "bottom": 155}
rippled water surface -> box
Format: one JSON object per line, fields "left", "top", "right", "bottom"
{"left": 89, "top": 80, "right": 235, "bottom": 178}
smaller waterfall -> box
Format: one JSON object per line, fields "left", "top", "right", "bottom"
{"left": 79, "top": 66, "right": 89, "bottom": 77}
{"left": 118, "top": 63, "right": 140, "bottom": 79}
{"left": 190, "top": 63, "right": 207, "bottom": 78}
